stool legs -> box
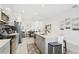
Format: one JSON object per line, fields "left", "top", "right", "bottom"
{"left": 63, "top": 40, "right": 67, "bottom": 54}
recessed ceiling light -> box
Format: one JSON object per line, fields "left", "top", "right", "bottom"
{"left": 5, "top": 7, "right": 11, "bottom": 11}
{"left": 22, "top": 10, "right": 25, "bottom": 13}
{"left": 41, "top": 4, "right": 45, "bottom": 7}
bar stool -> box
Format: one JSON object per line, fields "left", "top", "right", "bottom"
{"left": 63, "top": 40, "right": 67, "bottom": 54}
{"left": 58, "top": 36, "right": 64, "bottom": 53}
{"left": 48, "top": 42, "right": 62, "bottom": 54}
{"left": 58, "top": 36, "right": 67, "bottom": 54}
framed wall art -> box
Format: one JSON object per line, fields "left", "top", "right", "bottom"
{"left": 72, "top": 17, "right": 79, "bottom": 30}
{"left": 60, "top": 20, "right": 64, "bottom": 30}
{"left": 65, "top": 17, "right": 71, "bottom": 29}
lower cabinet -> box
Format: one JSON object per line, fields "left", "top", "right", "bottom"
{"left": 10, "top": 37, "right": 16, "bottom": 54}
{"left": 35, "top": 35, "right": 45, "bottom": 53}
{"left": 0, "top": 41, "right": 10, "bottom": 54}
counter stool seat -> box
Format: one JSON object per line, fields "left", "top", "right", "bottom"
{"left": 48, "top": 42, "right": 62, "bottom": 54}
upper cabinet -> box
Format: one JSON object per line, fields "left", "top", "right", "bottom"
{"left": 0, "top": 9, "right": 9, "bottom": 24}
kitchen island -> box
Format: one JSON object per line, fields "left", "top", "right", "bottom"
{"left": 34, "top": 33, "right": 64, "bottom": 54}
{"left": 0, "top": 39, "right": 11, "bottom": 54}
{"left": 6, "top": 33, "right": 19, "bottom": 54}
{"left": 2, "top": 33, "right": 19, "bottom": 54}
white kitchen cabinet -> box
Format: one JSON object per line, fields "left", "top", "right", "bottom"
{"left": 0, "top": 39, "right": 10, "bottom": 54}
{"left": 35, "top": 35, "right": 45, "bottom": 53}
{"left": 35, "top": 34, "right": 47, "bottom": 53}
{"left": 0, "top": 9, "right": 9, "bottom": 23}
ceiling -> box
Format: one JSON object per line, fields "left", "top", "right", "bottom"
{"left": 0, "top": 4, "right": 76, "bottom": 21}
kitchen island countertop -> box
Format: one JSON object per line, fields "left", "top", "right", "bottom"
{"left": 0, "top": 39, "right": 11, "bottom": 48}
{"left": 4, "top": 33, "right": 18, "bottom": 37}
{"left": 35, "top": 32, "right": 61, "bottom": 39}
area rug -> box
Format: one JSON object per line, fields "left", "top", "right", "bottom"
{"left": 27, "top": 43, "right": 41, "bottom": 54}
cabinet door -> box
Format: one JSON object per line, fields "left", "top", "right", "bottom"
{"left": 0, "top": 11, "right": 1, "bottom": 20}
{"left": 39, "top": 37, "right": 45, "bottom": 53}
{"left": 0, "top": 41, "right": 10, "bottom": 54}
{"left": 2, "top": 12, "right": 9, "bottom": 22}
{"left": 12, "top": 38, "right": 16, "bottom": 54}
{"left": 35, "top": 35, "right": 45, "bottom": 53}
{"left": 35, "top": 35, "right": 40, "bottom": 49}
{"left": 0, "top": 10, "right": 9, "bottom": 23}
{"left": 2, "top": 41, "right": 10, "bottom": 54}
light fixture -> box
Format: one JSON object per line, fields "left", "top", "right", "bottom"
{"left": 5, "top": 7, "right": 11, "bottom": 11}
{"left": 41, "top": 4, "right": 45, "bottom": 7}
{"left": 17, "top": 14, "right": 22, "bottom": 22}
{"left": 22, "top": 10, "right": 25, "bottom": 13}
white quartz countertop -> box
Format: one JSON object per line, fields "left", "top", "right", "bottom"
{"left": 5, "top": 33, "right": 18, "bottom": 37}
{"left": 35, "top": 32, "right": 61, "bottom": 39}
{"left": 0, "top": 39, "right": 11, "bottom": 48}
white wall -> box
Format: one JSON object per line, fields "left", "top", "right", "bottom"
{"left": 50, "top": 7, "right": 79, "bottom": 46}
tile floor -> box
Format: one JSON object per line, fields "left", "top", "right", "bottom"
{"left": 15, "top": 37, "right": 34, "bottom": 54}
{"left": 15, "top": 37, "right": 75, "bottom": 54}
